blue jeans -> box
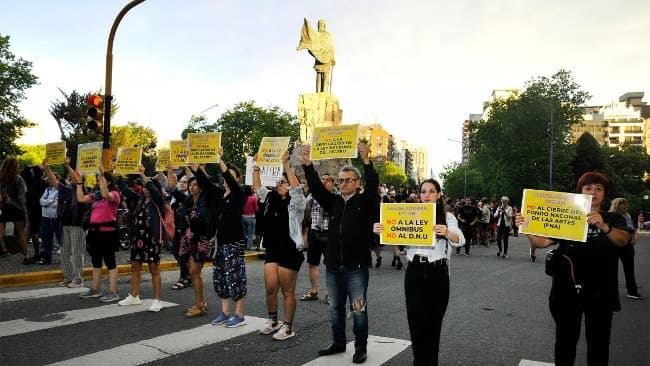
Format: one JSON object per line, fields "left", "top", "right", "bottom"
{"left": 242, "top": 216, "right": 256, "bottom": 250}
{"left": 40, "top": 217, "right": 62, "bottom": 262}
{"left": 326, "top": 265, "right": 369, "bottom": 347}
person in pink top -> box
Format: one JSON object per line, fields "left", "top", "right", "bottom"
{"left": 242, "top": 186, "right": 258, "bottom": 250}
{"left": 75, "top": 166, "right": 121, "bottom": 303}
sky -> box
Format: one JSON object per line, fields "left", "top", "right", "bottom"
{"left": 2, "top": 0, "right": 649, "bottom": 179}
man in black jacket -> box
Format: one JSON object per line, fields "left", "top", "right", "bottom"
{"left": 302, "top": 142, "right": 378, "bottom": 364}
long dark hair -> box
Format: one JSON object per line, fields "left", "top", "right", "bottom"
{"left": 0, "top": 157, "right": 19, "bottom": 185}
{"left": 419, "top": 178, "right": 447, "bottom": 226}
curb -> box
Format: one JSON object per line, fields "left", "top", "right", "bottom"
{"left": 0, "top": 252, "right": 265, "bottom": 289}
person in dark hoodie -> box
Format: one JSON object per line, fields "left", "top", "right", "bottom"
{"left": 301, "top": 142, "right": 378, "bottom": 364}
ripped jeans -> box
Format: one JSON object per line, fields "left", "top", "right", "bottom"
{"left": 326, "top": 265, "right": 369, "bottom": 348}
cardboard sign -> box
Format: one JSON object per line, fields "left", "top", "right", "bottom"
{"left": 45, "top": 141, "right": 66, "bottom": 164}
{"left": 310, "top": 124, "right": 359, "bottom": 160}
{"left": 256, "top": 137, "right": 290, "bottom": 167}
{"left": 76, "top": 142, "right": 102, "bottom": 175}
{"left": 380, "top": 203, "right": 436, "bottom": 246}
{"left": 187, "top": 132, "right": 221, "bottom": 164}
{"left": 169, "top": 140, "right": 188, "bottom": 168}
{"left": 519, "top": 189, "right": 591, "bottom": 242}
{"left": 155, "top": 149, "right": 170, "bottom": 171}
{"left": 114, "top": 147, "right": 142, "bottom": 175}
{"left": 244, "top": 156, "right": 283, "bottom": 187}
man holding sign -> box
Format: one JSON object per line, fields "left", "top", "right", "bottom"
{"left": 302, "top": 142, "right": 377, "bottom": 364}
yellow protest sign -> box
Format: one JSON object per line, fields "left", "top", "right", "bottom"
{"left": 519, "top": 189, "right": 592, "bottom": 242}
{"left": 310, "top": 124, "right": 359, "bottom": 160}
{"left": 170, "top": 140, "right": 188, "bottom": 168}
{"left": 256, "top": 137, "right": 290, "bottom": 166}
{"left": 380, "top": 203, "right": 436, "bottom": 246}
{"left": 114, "top": 147, "right": 142, "bottom": 175}
{"left": 76, "top": 142, "right": 102, "bottom": 175}
{"left": 45, "top": 141, "right": 66, "bottom": 164}
{"left": 155, "top": 149, "right": 170, "bottom": 171}
{"left": 188, "top": 132, "right": 221, "bottom": 164}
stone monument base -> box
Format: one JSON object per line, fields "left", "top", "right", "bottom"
{"left": 297, "top": 92, "right": 343, "bottom": 143}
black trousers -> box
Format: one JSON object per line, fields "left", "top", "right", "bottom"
{"left": 619, "top": 244, "right": 638, "bottom": 295}
{"left": 496, "top": 222, "right": 509, "bottom": 255}
{"left": 550, "top": 297, "right": 613, "bottom": 366}
{"left": 405, "top": 259, "right": 449, "bottom": 366}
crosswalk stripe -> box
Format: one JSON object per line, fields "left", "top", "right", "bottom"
{"left": 45, "top": 316, "right": 268, "bottom": 366}
{"left": 302, "top": 335, "right": 411, "bottom": 366}
{"left": 518, "top": 360, "right": 554, "bottom": 366}
{"left": 0, "top": 286, "right": 87, "bottom": 303}
{"left": 0, "top": 299, "right": 177, "bottom": 337}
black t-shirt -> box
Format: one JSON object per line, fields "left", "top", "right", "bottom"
{"left": 552, "top": 211, "right": 626, "bottom": 311}
{"left": 458, "top": 204, "right": 480, "bottom": 226}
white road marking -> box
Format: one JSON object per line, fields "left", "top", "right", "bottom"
{"left": 518, "top": 360, "right": 554, "bottom": 366}
{"left": 0, "top": 286, "right": 87, "bottom": 303}
{"left": 303, "top": 335, "right": 411, "bottom": 366}
{"left": 45, "top": 316, "right": 268, "bottom": 366}
{"left": 0, "top": 299, "right": 177, "bottom": 337}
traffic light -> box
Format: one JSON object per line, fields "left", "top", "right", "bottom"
{"left": 87, "top": 94, "right": 104, "bottom": 133}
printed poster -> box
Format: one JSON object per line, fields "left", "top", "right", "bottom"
{"left": 169, "top": 140, "right": 188, "bottom": 168}
{"left": 114, "top": 147, "right": 142, "bottom": 175}
{"left": 310, "top": 124, "right": 359, "bottom": 160}
{"left": 45, "top": 141, "right": 66, "bottom": 165}
{"left": 76, "top": 142, "right": 102, "bottom": 175}
{"left": 155, "top": 149, "right": 170, "bottom": 171}
{"left": 244, "top": 156, "right": 283, "bottom": 187}
{"left": 380, "top": 203, "right": 436, "bottom": 246}
{"left": 187, "top": 132, "right": 221, "bottom": 164}
{"left": 256, "top": 137, "right": 290, "bottom": 167}
{"left": 518, "top": 189, "right": 591, "bottom": 242}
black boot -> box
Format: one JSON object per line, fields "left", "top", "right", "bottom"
{"left": 395, "top": 257, "right": 403, "bottom": 270}
{"left": 353, "top": 345, "right": 367, "bottom": 363}
{"left": 319, "top": 343, "right": 346, "bottom": 356}
{"left": 391, "top": 256, "right": 397, "bottom": 267}
{"left": 375, "top": 255, "right": 382, "bottom": 268}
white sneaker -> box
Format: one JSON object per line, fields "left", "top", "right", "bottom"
{"left": 259, "top": 320, "right": 282, "bottom": 335}
{"left": 148, "top": 299, "right": 163, "bottom": 312}
{"left": 118, "top": 293, "right": 142, "bottom": 306}
{"left": 272, "top": 324, "right": 296, "bottom": 340}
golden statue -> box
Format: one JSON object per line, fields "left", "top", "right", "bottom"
{"left": 297, "top": 18, "right": 335, "bottom": 93}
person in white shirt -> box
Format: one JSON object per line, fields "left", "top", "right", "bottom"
{"left": 373, "top": 178, "right": 465, "bottom": 365}
{"left": 494, "top": 196, "right": 513, "bottom": 259}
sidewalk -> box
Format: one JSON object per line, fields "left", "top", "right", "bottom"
{"left": 0, "top": 238, "right": 265, "bottom": 288}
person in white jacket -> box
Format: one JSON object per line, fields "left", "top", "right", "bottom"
{"left": 373, "top": 178, "right": 465, "bottom": 365}
{"left": 494, "top": 196, "right": 513, "bottom": 259}
{"left": 253, "top": 151, "right": 306, "bottom": 341}
{"left": 38, "top": 178, "right": 61, "bottom": 265}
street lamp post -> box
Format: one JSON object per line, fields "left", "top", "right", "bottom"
{"left": 644, "top": 195, "right": 648, "bottom": 219}
{"left": 548, "top": 108, "right": 554, "bottom": 190}
{"left": 448, "top": 139, "right": 467, "bottom": 198}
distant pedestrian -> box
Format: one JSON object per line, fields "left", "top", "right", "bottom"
{"left": 0, "top": 157, "right": 29, "bottom": 260}
{"left": 38, "top": 175, "right": 61, "bottom": 265}
{"left": 373, "top": 178, "right": 465, "bottom": 366}
{"left": 21, "top": 164, "right": 45, "bottom": 263}
{"left": 255, "top": 151, "right": 306, "bottom": 340}
{"left": 610, "top": 198, "right": 643, "bottom": 300}
{"left": 494, "top": 196, "right": 512, "bottom": 259}
{"left": 303, "top": 142, "right": 378, "bottom": 364}
{"left": 456, "top": 197, "right": 479, "bottom": 255}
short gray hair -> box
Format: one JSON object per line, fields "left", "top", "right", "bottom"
{"left": 339, "top": 165, "right": 361, "bottom": 179}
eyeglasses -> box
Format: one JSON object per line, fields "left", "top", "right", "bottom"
{"left": 336, "top": 178, "right": 358, "bottom": 184}
{"left": 277, "top": 180, "right": 289, "bottom": 186}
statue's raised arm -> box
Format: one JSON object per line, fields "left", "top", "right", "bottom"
{"left": 297, "top": 18, "right": 335, "bottom": 93}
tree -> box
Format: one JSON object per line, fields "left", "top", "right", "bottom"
{"left": 16, "top": 144, "right": 45, "bottom": 168}
{"left": 376, "top": 160, "right": 407, "bottom": 189}
{"left": 469, "top": 69, "right": 590, "bottom": 203}
{"left": 440, "top": 161, "right": 484, "bottom": 200}
{"left": 110, "top": 122, "right": 158, "bottom": 175}
{"left": 0, "top": 34, "right": 39, "bottom": 157}
{"left": 180, "top": 101, "right": 299, "bottom": 171}
{"left": 571, "top": 132, "right": 606, "bottom": 181}
{"left": 49, "top": 88, "right": 118, "bottom": 168}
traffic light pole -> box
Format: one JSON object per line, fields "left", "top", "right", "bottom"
{"left": 102, "top": 0, "right": 146, "bottom": 170}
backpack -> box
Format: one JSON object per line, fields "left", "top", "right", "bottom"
{"left": 155, "top": 203, "right": 176, "bottom": 242}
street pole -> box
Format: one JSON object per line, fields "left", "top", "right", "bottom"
{"left": 549, "top": 108, "right": 554, "bottom": 190}
{"left": 101, "top": 0, "right": 146, "bottom": 170}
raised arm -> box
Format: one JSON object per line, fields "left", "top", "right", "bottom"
{"left": 41, "top": 159, "right": 60, "bottom": 188}
{"left": 301, "top": 144, "right": 334, "bottom": 209}
{"left": 358, "top": 142, "right": 379, "bottom": 195}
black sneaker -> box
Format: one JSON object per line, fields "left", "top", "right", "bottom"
{"left": 319, "top": 343, "right": 346, "bottom": 356}
{"left": 627, "top": 293, "right": 643, "bottom": 300}
{"left": 353, "top": 346, "right": 367, "bottom": 363}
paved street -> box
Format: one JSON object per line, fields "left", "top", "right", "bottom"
{"left": 1, "top": 235, "right": 648, "bottom": 365}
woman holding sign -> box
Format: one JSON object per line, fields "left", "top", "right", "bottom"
{"left": 373, "top": 178, "right": 465, "bottom": 366}
{"left": 253, "top": 151, "right": 306, "bottom": 340}
{"left": 516, "top": 172, "right": 629, "bottom": 366}
{"left": 167, "top": 164, "right": 218, "bottom": 318}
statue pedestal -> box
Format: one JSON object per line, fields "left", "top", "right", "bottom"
{"left": 297, "top": 92, "right": 343, "bottom": 143}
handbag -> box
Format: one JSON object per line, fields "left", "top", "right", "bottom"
{"left": 81, "top": 210, "right": 91, "bottom": 231}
